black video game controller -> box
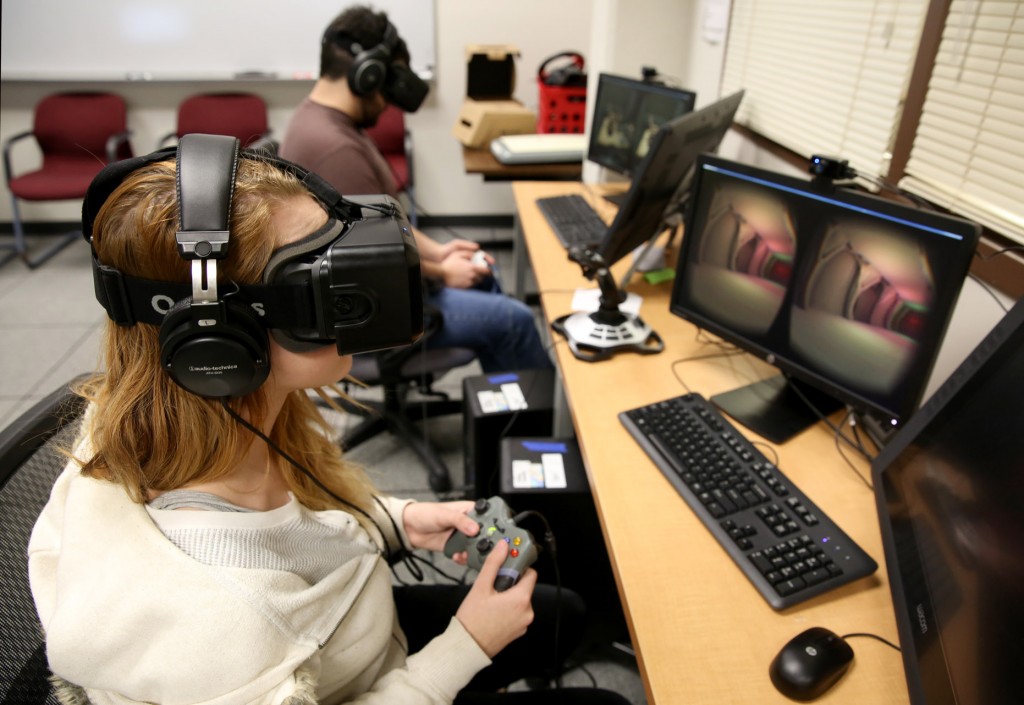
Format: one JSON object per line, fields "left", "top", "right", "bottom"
{"left": 444, "top": 496, "right": 539, "bottom": 591}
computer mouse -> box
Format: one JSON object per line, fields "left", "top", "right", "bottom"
{"left": 769, "top": 627, "right": 854, "bottom": 701}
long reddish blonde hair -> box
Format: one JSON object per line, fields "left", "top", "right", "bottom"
{"left": 77, "top": 156, "right": 378, "bottom": 517}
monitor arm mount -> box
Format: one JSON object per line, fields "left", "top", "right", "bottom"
{"left": 550, "top": 246, "right": 665, "bottom": 363}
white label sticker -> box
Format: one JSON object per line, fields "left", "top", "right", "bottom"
{"left": 500, "top": 382, "right": 528, "bottom": 410}
{"left": 541, "top": 453, "right": 568, "bottom": 488}
{"left": 512, "top": 459, "right": 545, "bottom": 488}
{"left": 478, "top": 390, "right": 509, "bottom": 414}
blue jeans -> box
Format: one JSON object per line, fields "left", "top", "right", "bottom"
{"left": 425, "top": 278, "right": 553, "bottom": 373}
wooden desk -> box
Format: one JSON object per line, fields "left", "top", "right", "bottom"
{"left": 462, "top": 145, "right": 582, "bottom": 181}
{"left": 513, "top": 181, "right": 910, "bottom": 705}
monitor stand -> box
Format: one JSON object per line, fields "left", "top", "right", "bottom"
{"left": 710, "top": 375, "right": 842, "bottom": 444}
{"left": 551, "top": 248, "right": 664, "bottom": 363}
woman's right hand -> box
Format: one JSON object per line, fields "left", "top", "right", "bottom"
{"left": 454, "top": 540, "right": 538, "bottom": 658}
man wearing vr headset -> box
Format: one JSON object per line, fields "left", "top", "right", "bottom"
{"left": 280, "top": 6, "right": 552, "bottom": 374}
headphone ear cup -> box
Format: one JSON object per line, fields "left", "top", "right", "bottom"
{"left": 159, "top": 297, "right": 270, "bottom": 398}
{"left": 350, "top": 54, "right": 388, "bottom": 96}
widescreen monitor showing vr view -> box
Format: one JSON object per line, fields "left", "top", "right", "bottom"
{"left": 670, "top": 155, "right": 982, "bottom": 443}
{"left": 586, "top": 72, "right": 696, "bottom": 178}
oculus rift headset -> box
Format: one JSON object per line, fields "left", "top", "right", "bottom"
{"left": 84, "top": 133, "right": 424, "bottom": 399}
{"left": 323, "top": 18, "right": 429, "bottom": 113}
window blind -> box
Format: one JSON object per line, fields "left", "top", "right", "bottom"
{"left": 899, "top": 0, "right": 1024, "bottom": 244}
{"left": 721, "top": 0, "right": 929, "bottom": 177}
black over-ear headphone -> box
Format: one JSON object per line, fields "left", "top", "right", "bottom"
{"left": 346, "top": 20, "right": 399, "bottom": 97}
{"left": 158, "top": 134, "right": 270, "bottom": 398}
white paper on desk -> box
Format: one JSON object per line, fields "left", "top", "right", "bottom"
{"left": 571, "top": 288, "right": 642, "bottom": 316}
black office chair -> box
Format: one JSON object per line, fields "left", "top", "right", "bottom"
{"left": 0, "top": 378, "right": 88, "bottom": 704}
{"left": 325, "top": 311, "right": 476, "bottom": 494}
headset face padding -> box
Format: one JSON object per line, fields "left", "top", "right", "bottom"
{"left": 159, "top": 295, "right": 270, "bottom": 398}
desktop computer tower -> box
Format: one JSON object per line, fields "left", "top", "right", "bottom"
{"left": 499, "top": 436, "right": 627, "bottom": 645}
{"left": 462, "top": 369, "right": 554, "bottom": 498}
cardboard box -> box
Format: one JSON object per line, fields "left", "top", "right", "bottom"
{"left": 453, "top": 44, "right": 537, "bottom": 148}
{"left": 453, "top": 99, "right": 537, "bottom": 148}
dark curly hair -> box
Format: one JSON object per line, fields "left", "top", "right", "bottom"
{"left": 319, "top": 5, "right": 411, "bottom": 80}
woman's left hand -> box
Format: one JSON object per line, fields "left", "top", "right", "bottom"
{"left": 403, "top": 501, "right": 480, "bottom": 557}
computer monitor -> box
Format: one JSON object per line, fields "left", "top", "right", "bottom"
{"left": 595, "top": 90, "right": 745, "bottom": 272}
{"left": 586, "top": 72, "right": 697, "bottom": 178}
{"left": 873, "top": 297, "right": 1024, "bottom": 705}
{"left": 670, "top": 154, "right": 982, "bottom": 442}
{"left": 552, "top": 91, "right": 745, "bottom": 363}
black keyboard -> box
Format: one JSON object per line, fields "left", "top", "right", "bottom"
{"left": 619, "top": 392, "right": 877, "bottom": 610}
{"left": 535, "top": 194, "right": 608, "bottom": 249}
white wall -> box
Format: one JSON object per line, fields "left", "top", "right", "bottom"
{"left": 0, "top": 0, "right": 597, "bottom": 225}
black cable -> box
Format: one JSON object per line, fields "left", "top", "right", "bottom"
{"left": 219, "top": 398, "right": 395, "bottom": 557}
{"left": 976, "top": 243, "right": 1024, "bottom": 260}
{"left": 513, "top": 509, "right": 564, "bottom": 689}
{"left": 750, "top": 440, "right": 779, "bottom": 467}
{"left": 223, "top": 399, "right": 471, "bottom": 587}
{"left": 781, "top": 373, "right": 876, "bottom": 466}
{"left": 831, "top": 411, "right": 875, "bottom": 491}
{"left": 968, "top": 273, "right": 1010, "bottom": 314}
{"left": 669, "top": 346, "right": 745, "bottom": 393}
{"left": 841, "top": 632, "right": 902, "bottom": 652}
{"left": 397, "top": 550, "right": 467, "bottom": 585}
{"left": 852, "top": 173, "right": 937, "bottom": 212}
{"left": 485, "top": 344, "right": 558, "bottom": 498}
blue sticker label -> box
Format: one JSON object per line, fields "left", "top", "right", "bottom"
{"left": 522, "top": 440, "right": 568, "bottom": 454}
{"left": 487, "top": 373, "right": 520, "bottom": 385}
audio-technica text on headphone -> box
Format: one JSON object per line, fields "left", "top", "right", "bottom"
{"left": 84, "top": 133, "right": 425, "bottom": 399}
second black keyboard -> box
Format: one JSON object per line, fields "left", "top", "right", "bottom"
{"left": 619, "top": 392, "right": 877, "bottom": 610}
{"left": 535, "top": 194, "right": 608, "bottom": 249}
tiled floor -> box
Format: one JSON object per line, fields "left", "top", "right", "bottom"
{"left": 0, "top": 234, "right": 106, "bottom": 428}
{"left": 0, "top": 226, "right": 648, "bottom": 704}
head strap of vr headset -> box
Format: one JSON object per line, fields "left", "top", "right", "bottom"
{"left": 83, "top": 142, "right": 397, "bottom": 330}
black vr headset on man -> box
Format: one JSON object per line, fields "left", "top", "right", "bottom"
{"left": 323, "top": 18, "right": 429, "bottom": 113}
{"left": 84, "top": 133, "right": 423, "bottom": 399}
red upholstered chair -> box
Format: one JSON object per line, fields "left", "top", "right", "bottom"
{"left": 159, "top": 93, "right": 275, "bottom": 152}
{"left": 365, "top": 104, "right": 417, "bottom": 226}
{"left": 2, "top": 92, "right": 133, "bottom": 268}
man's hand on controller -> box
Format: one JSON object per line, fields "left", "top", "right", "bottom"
{"left": 455, "top": 539, "right": 538, "bottom": 658}
{"left": 440, "top": 250, "right": 489, "bottom": 288}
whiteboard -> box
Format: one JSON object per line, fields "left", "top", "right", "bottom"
{"left": 0, "top": 0, "right": 436, "bottom": 81}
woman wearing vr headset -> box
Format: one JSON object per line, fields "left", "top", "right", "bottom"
{"left": 28, "top": 137, "right": 628, "bottom": 705}
{"left": 280, "top": 6, "right": 553, "bottom": 376}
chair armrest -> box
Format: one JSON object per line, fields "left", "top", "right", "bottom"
{"left": 105, "top": 130, "right": 134, "bottom": 163}
{"left": 0, "top": 377, "right": 88, "bottom": 488}
{"left": 3, "top": 130, "right": 36, "bottom": 185}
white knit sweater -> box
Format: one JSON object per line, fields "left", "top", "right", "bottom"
{"left": 28, "top": 431, "right": 491, "bottom": 705}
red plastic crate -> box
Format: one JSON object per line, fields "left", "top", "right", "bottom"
{"left": 537, "top": 52, "right": 587, "bottom": 134}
